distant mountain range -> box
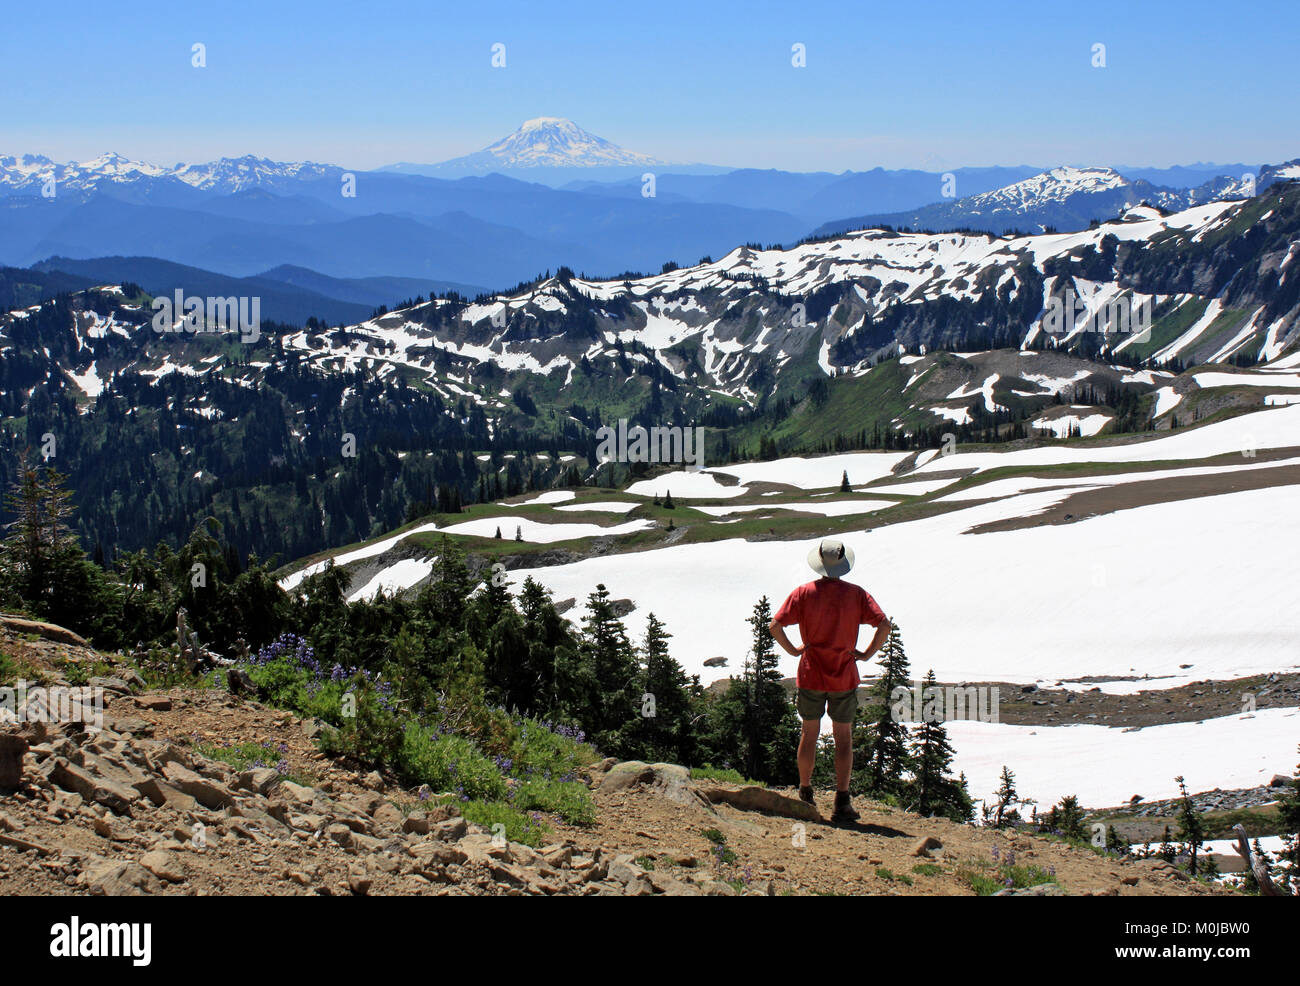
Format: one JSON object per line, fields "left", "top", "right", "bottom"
{"left": 4, "top": 179, "right": 1299, "bottom": 564}
{"left": 25, "top": 257, "right": 478, "bottom": 325}
{"left": 813, "top": 166, "right": 1264, "bottom": 237}
{"left": 2, "top": 120, "right": 1293, "bottom": 319}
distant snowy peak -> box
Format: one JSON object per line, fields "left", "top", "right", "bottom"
{"left": 962, "top": 167, "right": 1141, "bottom": 214}
{"left": 1259, "top": 158, "right": 1300, "bottom": 193}
{"left": 0, "top": 151, "right": 168, "bottom": 190}
{"left": 961, "top": 165, "right": 1265, "bottom": 218}
{"left": 435, "top": 117, "right": 665, "bottom": 172}
{"left": 482, "top": 117, "right": 662, "bottom": 168}
{"left": 171, "top": 155, "right": 340, "bottom": 191}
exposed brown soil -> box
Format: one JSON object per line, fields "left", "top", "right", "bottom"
{"left": 550, "top": 768, "right": 1229, "bottom": 897}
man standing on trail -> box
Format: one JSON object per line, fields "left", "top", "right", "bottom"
{"left": 769, "top": 538, "right": 890, "bottom": 825}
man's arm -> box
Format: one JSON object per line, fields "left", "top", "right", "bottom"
{"left": 854, "top": 618, "right": 891, "bottom": 662}
{"left": 769, "top": 618, "right": 804, "bottom": 658}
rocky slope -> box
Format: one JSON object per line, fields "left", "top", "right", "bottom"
{"left": 0, "top": 623, "right": 1234, "bottom": 896}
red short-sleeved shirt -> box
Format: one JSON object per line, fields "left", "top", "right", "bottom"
{"left": 773, "top": 578, "right": 886, "bottom": 691}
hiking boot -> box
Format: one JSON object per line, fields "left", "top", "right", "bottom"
{"left": 830, "top": 791, "right": 859, "bottom": 825}
{"left": 799, "top": 785, "right": 815, "bottom": 805}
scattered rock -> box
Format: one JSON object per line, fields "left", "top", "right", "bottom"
{"left": 0, "top": 734, "right": 29, "bottom": 789}
{"left": 429, "top": 817, "right": 468, "bottom": 842}
{"left": 910, "top": 836, "right": 943, "bottom": 858}
{"left": 47, "top": 758, "right": 140, "bottom": 814}
{"left": 160, "top": 761, "right": 234, "bottom": 810}
{"left": 0, "top": 615, "right": 88, "bottom": 646}
{"left": 993, "top": 883, "right": 1066, "bottom": 896}
{"left": 700, "top": 785, "right": 821, "bottom": 822}
{"left": 139, "top": 849, "right": 186, "bottom": 883}
{"left": 88, "top": 676, "right": 134, "bottom": 696}
{"left": 85, "top": 859, "right": 163, "bottom": 896}
{"left": 237, "top": 767, "right": 283, "bottom": 796}
{"left": 226, "top": 668, "right": 256, "bottom": 695}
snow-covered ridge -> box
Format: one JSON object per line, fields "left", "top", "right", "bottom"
{"left": 962, "top": 166, "right": 1130, "bottom": 213}
{"left": 0, "top": 151, "right": 339, "bottom": 194}
{"left": 282, "top": 196, "right": 1248, "bottom": 401}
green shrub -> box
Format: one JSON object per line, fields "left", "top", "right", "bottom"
{"left": 459, "top": 801, "right": 548, "bottom": 847}
{"left": 957, "top": 858, "right": 1059, "bottom": 896}
{"left": 875, "top": 866, "right": 912, "bottom": 885}
{"left": 398, "top": 728, "right": 508, "bottom": 801}
{"left": 691, "top": 764, "right": 763, "bottom": 786}
{"left": 513, "top": 775, "right": 596, "bottom": 826}
{"left": 504, "top": 718, "right": 597, "bottom": 778}
{"left": 317, "top": 678, "right": 403, "bottom": 766}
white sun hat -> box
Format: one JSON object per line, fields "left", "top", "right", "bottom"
{"left": 807, "top": 538, "right": 854, "bottom": 578}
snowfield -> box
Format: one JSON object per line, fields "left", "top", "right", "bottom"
{"left": 553, "top": 501, "right": 636, "bottom": 514}
{"left": 910, "top": 402, "right": 1300, "bottom": 478}
{"left": 517, "top": 490, "right": 576, "bottom": 505}
{"left": 1030, "top": 412, "right": 1113, "bottom": 438}
{"left": 684, "top": 451, "right": 914, "bottom": 491}
{"left": 509, "top": 482, "right": 1300, "bottom": 690}
{"left": 947, "top": 708, "right": 1300, "bottom": 809}
{"left": 693, "top": 500, "right": 896, "bottom": 518}
{"left": 347, "top": 557, "right": 436, "bottom": 603}
{"left": 279, "top": 521, "right": 443, "bottom": 591}
{"left": 439, "top": 515, "right": 652, "bottom": 543}
{"left": 625, "top": 471, "right": 749, "bottom": 498}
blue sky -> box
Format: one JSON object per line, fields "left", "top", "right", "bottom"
{"left": 5, "top": 0, "right": 1297, "bottom": 171}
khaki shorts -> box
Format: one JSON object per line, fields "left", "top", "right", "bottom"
{"left": 797, "top": 688, "right": 858, "bottom": 724}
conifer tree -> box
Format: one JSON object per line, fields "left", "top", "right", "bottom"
{"left": 739, "top": 596, "right": 786, "bottom": 780}
{"left": 634, "top": 612, "right": 693, "bottom": 762}
{"left": 578, "top": 584, "right": 639, "bottom": 748}
{"left": 866, "top": 621, "right": 910, "bottom": 795}
{"left": 1174, "top": 775, "right": 1205, "bottom": 876}
{"left": 1055, "top": 794, "right": 1085, "bottom": 840}
{"left": 906, "top": 669, "right": 971, "bottom": 820}
{"left": 422, "top": 535, "right": 471, "bottom": 629}
{"left": 1158, "top": 825, "right": 1176, "bottom": 863}
{"left": 1275, "top": 746, "right": 1300, "bottom": 894}
{"left": 993, "top": 766, "right": 1019, "bottom": 828}
{"left": 840, "top": 470, "right": 850, "bottom": 492}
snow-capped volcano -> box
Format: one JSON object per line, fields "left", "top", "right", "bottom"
{"left": 382, "top": 117, "right": 668, "bottom": 179}
{"left": 476, "top": 117, "right": 663, "bottom": 169}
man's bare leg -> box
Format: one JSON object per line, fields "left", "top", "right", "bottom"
{"left": 797, "top": 719, "right": 820, "bottom": 787}
{"left": 832, "top": 720, "right": 853, "bottom": 792}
